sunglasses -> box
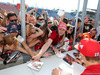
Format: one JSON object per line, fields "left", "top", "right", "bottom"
{"left": 48, "top": 22, "right": 52, "bottom": 24}
{"left": 39, "top": 19, "right": 44, "bottom": 21}
{"left": 10, "top": 19, "right": 17, "bottom": 22}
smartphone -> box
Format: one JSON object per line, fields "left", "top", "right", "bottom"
{"left": 17, "top": 3, "right": 20, "bottom": 10}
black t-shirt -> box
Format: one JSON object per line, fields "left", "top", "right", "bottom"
{"left": 83, "top": 23, "right": 93, "bottom": 33}
{"left": 50, "top": 25, "right": 58, "bottom": 31}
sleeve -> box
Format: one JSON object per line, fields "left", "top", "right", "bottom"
{"left": 49, "top": 30, "right": 57, "bottom": 40}
{"left": 17, "top": 35, "right": 24, "bottom": 43}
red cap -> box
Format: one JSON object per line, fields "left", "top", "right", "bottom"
{"left": 75, "top": 39, "right": 100, "bottom": 57}
{"left": 58, "top": 22, "right": 67, "bottom": 31}
{"left": 85, "top": 16, "right": 90, "bottom": 19}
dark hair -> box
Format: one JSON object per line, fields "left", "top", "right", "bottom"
{"left": 7, "top": 12, "right": 17, "bottom": 20}
{"left": 37, "top": 15, "right": 42, "bottom": 20}
{"left": 63, "top": 17, "right": 68, "bottom": 24}
{"left": 85, "top": 56, "right": 100, "bottom": 62}
{"left": 65, "top": 25, "right": 74, "bottom": 39}
{"left": 75, "top": 18, "right": 82, "bottom": 23}
{"left": 37, "top": 25, "right": 49, "bottom": 42}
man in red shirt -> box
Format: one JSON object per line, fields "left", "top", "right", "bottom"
{"left": 52, "top": 39, "right": 100, "bottom": 75}
{"left": 75, "top": 39, "right": 100, "bottom": 75}
{"left": 32, "top": 22, "right": 67, "bottom": 61}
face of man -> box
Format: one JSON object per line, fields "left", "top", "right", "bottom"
{"left": 10, "top": 33, "right": 18, "bottom": 37}
{"left": 38, "top": 16, "right": 44, "bottom": 23}
{"left": 58, "top": 28, "right": 65, "bottom": 36}
{"left": 8, "top": 16, "right": 17, "bottom": 24}
{"left": 90, "top": 31, "right": 97, "bottom": 37}
{"left": 77, "top": 22, "right": 81, "bottom": 28}
{"left": 29, "top": 16, "right": 36, "bottom": 25}
{"left": 48, "top": 19, "right": 52, "bottom": 28}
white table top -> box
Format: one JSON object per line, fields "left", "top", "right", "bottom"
{"left": 0, "top": 50, "right": 85, "bottom": 75}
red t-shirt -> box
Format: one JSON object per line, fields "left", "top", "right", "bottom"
{"left": 49, "top": 30, "right": 62, "bottom": 45}
{"left": 81, "top": 64, "right": 100, "bottom": 75}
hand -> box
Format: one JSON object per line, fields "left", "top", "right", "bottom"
{"left": 42, "top": 52, "right": 52, "bottom": 57}
{"left": 34, "top": 8, "right": 38, "bottom": 11}
{"left": 75, "top": 57, "right": 82, "bottom": 65}
{"left": 31, "top": 54, "right": 41, "bottom": 62}
{"left": 52, "top": 47, "right": 59, "bottom": 53}
{"left": 42, "top": 10, "right": 45, "bottom": 13}
{"left": 77, "top": 33, "right": 82, "bottom": 37}
{"left": 0, "top": 27, "right": 7, "bottom": 33}
{"left": 52, "top": 68, "right": 61, "bottom": 75}
{"left": 1, "top": 9, "right": 7, "bottom": 16}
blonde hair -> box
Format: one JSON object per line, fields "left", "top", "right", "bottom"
{"left": 28, "top": 23, "right": 34, "bottom": 36}
{"left": 0, "top": 35, "right": 19, "bottom": 48}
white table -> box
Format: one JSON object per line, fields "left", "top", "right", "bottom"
{"left": 0, "top": 50, "right": 85, "bottom": 75}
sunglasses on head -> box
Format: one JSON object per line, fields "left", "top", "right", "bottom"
{"left": 48, "top": 22, "right": 52, "bottom": 24}
{"left": 10, "top": 19, "right": 17, "bottom": 22}
{"left": 39, "top": 19, "right": 44, "bottom": 21}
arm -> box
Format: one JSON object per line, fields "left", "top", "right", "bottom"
{"left": 47, "top": 27, "right": 52, "bottom": 37}
{"left": 21, "top": 41, "right": 38, "bottom": 57}
{"left": 0, "top": 57, "right": 4, "bottom": 61}
{"left": 76, "top": 33, "right": 82, "bottom": 39}
{"left": 26, "top": 25, "right": 30, "bottom": 37}
{"left": 0, "top": 27, "right": 7, "bottom": 32}
{"left": 1, "top": 9, "right": 7, "bottom": 27}
{"left": 41, "top": 10, "right": 45, "bottom": 16}
{"left": 29, "top": 39, "right": 40, "bottom": 48}
{"left": 52, "top": 68, "right": 61, "bottom": 75}
{"left": 38, "top": 39, "right": 53, "bottom": 56}
{"left": 32, "top": 38, "right": 53, "bottom": 61}
{"left": 27, "top": 27, "right": 43, "bottom": 42}
{"left": 60, "top": 13, "right": 66, "bottom": 22}
{"left": 27, "top": 8, "right": 38, "bottom": 15}
{"left": 16, "top": 46, "right": 29, "bottom": 55}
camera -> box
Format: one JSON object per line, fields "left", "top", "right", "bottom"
{"left": 1, "top": 51, "right": 21, "bottom": 65}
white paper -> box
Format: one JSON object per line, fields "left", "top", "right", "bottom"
{"left": 27, "top": 61, "right": 44, "bottom": 71}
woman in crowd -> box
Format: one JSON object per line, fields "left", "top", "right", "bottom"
{"left": 0, "top": 35, "right": 29, "bottom": 61}
{"left": 9, "top": 23, "right": 50, "bottom": 58}
{"left": 28, "top": 25, "right": 52, "bottom": 56}
{"left": 32, "top": 22, "right": 67, "bottom": 61}
{"left": 26, "top": 23, "right": 43, "bottom": 44}
{"left": 29, "top": 25, "right": 49, "bottom": 50}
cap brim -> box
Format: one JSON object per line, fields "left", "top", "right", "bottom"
{"left": 74, "top": 44, "right": 79, "bottom": 50}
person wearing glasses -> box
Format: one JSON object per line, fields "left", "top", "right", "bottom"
{"left": 6, "top": 12, "right": 21, "bottom": 34}
{"left": 32, "top": 22, "right": 67, "bottom": 61}
{"left": 35, "top": 15, "right": 44, "bottom": 28}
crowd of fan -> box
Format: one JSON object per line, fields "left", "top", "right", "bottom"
{"left": 0, "top": 4, "right": 100, "bottom": 75}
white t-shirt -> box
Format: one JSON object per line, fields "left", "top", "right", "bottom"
{"left": 17, "top": 35, "right": 24, "bottom": 46}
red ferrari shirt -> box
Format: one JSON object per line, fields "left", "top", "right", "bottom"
{"left": 81, "top": 64, "right": 100, "bottom": 75}
{"left": 49, "top": 30, "right": 62, "bottom": 45}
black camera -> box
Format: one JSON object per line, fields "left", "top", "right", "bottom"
{"left": 1, "top": 51, "right": 21, "bottom": 65}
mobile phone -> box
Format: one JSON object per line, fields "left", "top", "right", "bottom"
{"left": 17, "top": 3, "right": 20, "bottom": 10}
